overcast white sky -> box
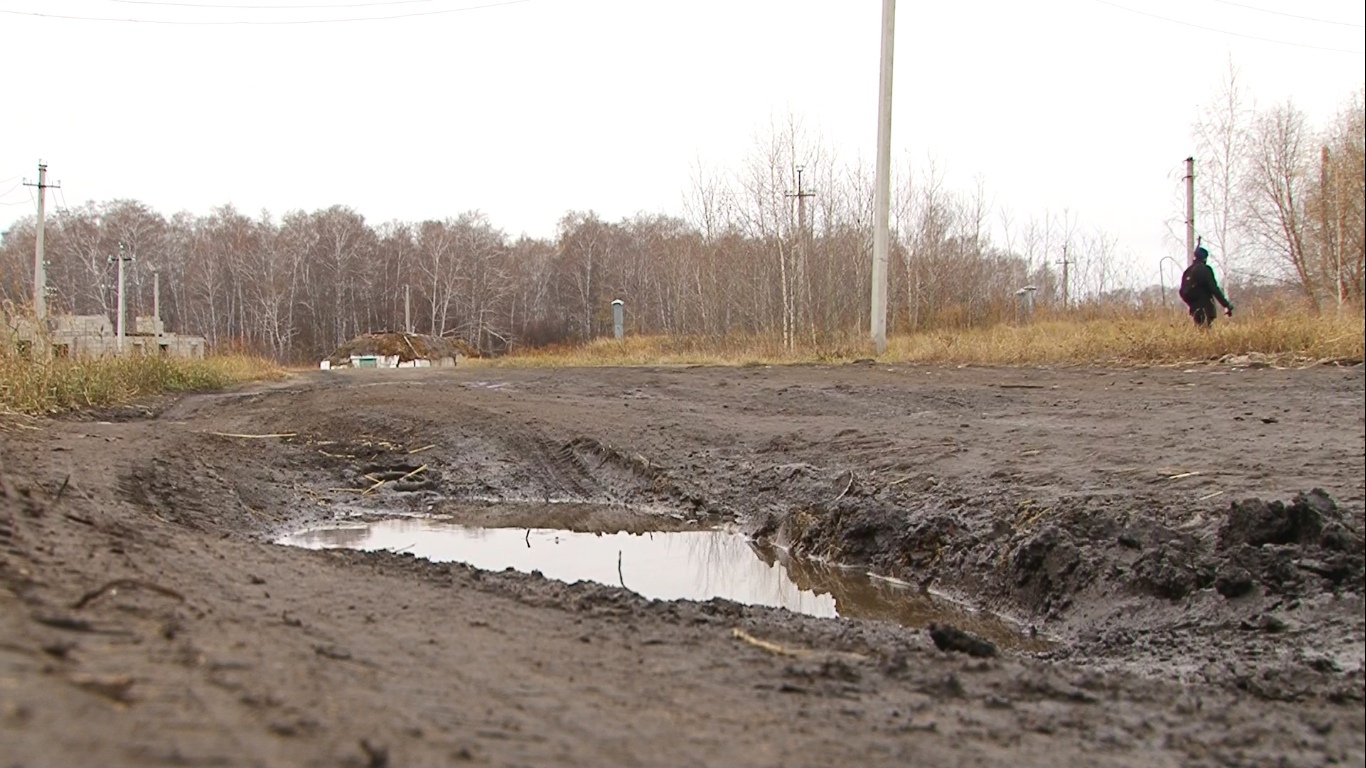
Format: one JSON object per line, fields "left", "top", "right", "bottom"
{"left": 2, "top": 0, "right": 1363, "bottom": 285}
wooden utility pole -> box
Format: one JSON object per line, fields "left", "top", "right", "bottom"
{"left": 870, "top": 0, "right": 895, "bottom": 355}
{"left": 1184, "top": 156, "right": 1196, "bottom": 264}
{"left": 22, "top": 162, "right": 60, "bottom": 320}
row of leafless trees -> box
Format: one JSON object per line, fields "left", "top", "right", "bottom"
{"left": 0, "top": 194, "right": 1117, "bottom": 362}
{"left": 0, "top": 181, "right": 1105, "bottom": 360}
{"left": 1193, "top": 71, "right": 1364, "bottom": 310}
{"left": 3, "top": 90, "right": 1359, "bottom": 361}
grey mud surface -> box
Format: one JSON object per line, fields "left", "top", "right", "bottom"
{"left": 1, "top": 361, "right": 1363, "bottom": 767}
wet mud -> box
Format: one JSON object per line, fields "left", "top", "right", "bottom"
{"left": 1, "top": 362, "right": 1363, "bottom": 766}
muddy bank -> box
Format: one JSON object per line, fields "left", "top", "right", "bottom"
{"left": 1, "top": 362, "right": 1363, "bottom": 766}
{"left": 760, "top": 475, "right": 1364, "bottom": 701}
{"left": 123, "top": 364, "right": 1366, "bottom": 700}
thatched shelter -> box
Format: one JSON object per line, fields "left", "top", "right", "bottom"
{"left": 325, "top": 332, "right": 478, "bottom": 368}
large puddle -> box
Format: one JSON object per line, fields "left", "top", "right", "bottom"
{"left": 281, "top": 518, "right": 1046, "bottom": 651}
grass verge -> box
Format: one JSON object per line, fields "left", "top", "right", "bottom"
{"left": 0, "top": 352, "right": 285, "bottom": 416}
{"left": 476, "top": 310, "right": 1364, "bottom": 369}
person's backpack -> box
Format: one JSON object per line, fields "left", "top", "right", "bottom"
{"left": 1178, "top": 264, "right": 1200, "bottom": 305}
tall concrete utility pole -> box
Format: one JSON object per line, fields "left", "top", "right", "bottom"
{"left": 404, "top": 284, "right": 412, "bottom": 333}
{"left": 23, "top": 162, "right": 60, "bottom": 321}
{"left": 786, "top": 165, "right": 816, "bottom": 246}
{"left": 1184, "top": 156, "right": 1196, "bottom": 264}
{"left": 786, "top": 165, "right": 816, "bottom": 342}
{"left": 153, "top": 269, "right": 161, "bottom": 336}
{"left": 111, "top": 242, "right": 133, "bottom": 352}
{"left": 1057, "top": 245, "right": 1072, "bottom": 311}
{"left": 870, "top": 0, "right": 896, "bottom": 354}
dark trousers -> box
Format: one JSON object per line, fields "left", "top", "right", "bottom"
{"left": 1190, "top": 301, "right": 1217, "bottom": 327}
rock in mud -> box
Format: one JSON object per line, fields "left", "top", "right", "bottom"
{"left": 1239, "top": 614, "right": 1289, "bottom": 633}
{"left": 1219, "top": 490, "right": 1331, "bottom": 550}
{"left": 1214, "top": 565, "right": 1255, "bottom": 598}
{"left": 927, "top": 623, "right": 997, "bottom": 658}
{"left": 1319, "top": 521, "right": 1364, "bottom": 554}
{"left": 1132, "top": 544, "right": 1210, "bottom": 600}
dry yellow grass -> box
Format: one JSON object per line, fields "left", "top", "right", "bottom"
{"left": 0, "top": 350, "right": 284, "bottom": 416}
{"left": 885, "top": 311, "right": 1364, "bottom": 366}
{"left": 475, "top": 309, "right": 1364, "bottom": 369}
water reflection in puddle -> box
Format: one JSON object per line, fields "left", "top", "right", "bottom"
{"left": 281, "top": 519, "right": 1044, "bottom": 650}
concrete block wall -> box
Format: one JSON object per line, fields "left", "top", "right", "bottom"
{"left": 135, "top": 316, "right": 165, "bottom": 335}
{"left": 8, "top": 315, "right": 204, "bottom": 360}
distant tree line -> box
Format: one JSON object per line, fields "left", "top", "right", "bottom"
{"left": 3, "top": 90, "right": 1360, "bottom": 361}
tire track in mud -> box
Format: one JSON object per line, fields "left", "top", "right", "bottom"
{"left": 205, "top": 400, "right": 723, "bottom": 526}
{"left": 0, "top": 470, "right": 35, "bottom": 590}
{"left": 110, "top": 372, "right": 1366, "bottom": 707}
{"left": 6, "top": 368, "right": 1365, "bottom": 767}
{"left": 499, "top": 429, "right": 597, "bottom": 502}
{"left": 441, "top": 426, "right": 717, "bottom": 518}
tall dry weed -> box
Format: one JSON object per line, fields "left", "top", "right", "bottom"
{"left": 477, "top": 308, "right": 1364, "bottom": 369}
{"left": 0, "top": 342, "right": 283, "bottom": 416}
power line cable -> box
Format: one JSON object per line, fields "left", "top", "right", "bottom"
{"left": 2, "top": 187, "right": 38, "bottom": 208}
{"left": 1203, "top": 0, "right": 1364, "bottom": 29}
{"left": 102, "top": 0, "right": 462, "bottom": 9}
{"left": 1, "top": 0, "right": 529, "bottom": 25}
{"left": 1090, "top": 0, "right": 1364, "bottom": 54}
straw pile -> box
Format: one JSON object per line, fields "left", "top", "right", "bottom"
{"left": 325, "top": 332, "right": 479, "bottom": 367}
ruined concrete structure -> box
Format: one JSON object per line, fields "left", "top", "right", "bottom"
{"left": 8, "top": 314, "right": 206, "bottom": 359}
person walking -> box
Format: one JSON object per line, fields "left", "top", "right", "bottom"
{"left": 1179, "top": 246, "right": 1233, "bottom": 327}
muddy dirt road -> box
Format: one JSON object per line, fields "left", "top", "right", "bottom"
{"left": 1, "top": 362, "right": 1362, "bottom": 767}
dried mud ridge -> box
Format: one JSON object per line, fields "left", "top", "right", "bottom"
{"left": 2, "top": 364, "right": 1364, "bottom": 766}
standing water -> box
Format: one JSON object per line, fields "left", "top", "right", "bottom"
{"left": 280, "top": 517, "right": 1044, "bottom": 650}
